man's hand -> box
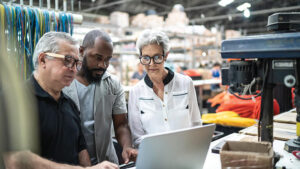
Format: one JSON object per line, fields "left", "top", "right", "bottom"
{"left": 122, "top": 147, "right": 138, "bottom": 164}
{"left": 4, "top": 151, "right": 118, "bottom": 169}
{"left": 87, "top": 161, "right": 119, "bottom": 169}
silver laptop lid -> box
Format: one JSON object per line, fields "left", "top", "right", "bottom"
{"left": 136, "top": 124, "right": 216, "bottom": 169}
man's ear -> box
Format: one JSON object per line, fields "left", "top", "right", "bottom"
{"left": 79, "top": 46, "right": 85, "bottom": 57}
{"left": 38, "top": 53, "right": 47, "bottom": 68}
{"left": 164, "top": 52, "right": 169, "bottom": 61}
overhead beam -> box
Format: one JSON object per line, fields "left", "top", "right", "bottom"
{"left": 224, "top": 21, "right": 268, "bottom": 29}
{"left": 185, "top": 0, "right": 251, "bottom": 12}
{"left": 82, "top": 0, "right": 134, "bottom": 12}
{"left": 157, "top": 2, "right": 220, "bottom": 16}
{"left": 190, "top": 5, "right": 300, "bottom": 23}
{"left": 158, "top": 0, "right": 249, "bottom": 16}
{"left": 142, "top": 0, "right": 170, "bottom": 9}
{"left": 185, "top": 3, "right": 218, "bottom": 12}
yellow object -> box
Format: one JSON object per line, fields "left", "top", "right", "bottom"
{"left": 0, "top": 4, "right": 5, "bottom": 45}
{"left": 297, "top": 122, "right": 300, "bottom": 137}
{"left": 215, "top": 111, "right": 239, "bottom": 117}
{"left": 202, "top": 111, "right": 256, "bottom": 127}
{"left": 202, "top": 111, "right": 238, "bottom": 124}
{"left": 217, "top": 117, "right": 256, "bottom": 127}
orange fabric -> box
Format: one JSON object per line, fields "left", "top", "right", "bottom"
{"left": 208, "top": 92, "right": 280, "bottom": 119}
{"left": 207, "top": 91, "right": 228, "bottom": 107}
{"left": 250, "top": 96, "right": 280, "bottom": 119}
{"left": 183, "top": 69, "right": 201, "bottom": 77}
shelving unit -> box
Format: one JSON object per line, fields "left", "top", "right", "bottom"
{"left": 113, "top": 38, "right": 139, "bottom": 85}
{"left": 72, "top": 22, "right": 225, "bottom": 85}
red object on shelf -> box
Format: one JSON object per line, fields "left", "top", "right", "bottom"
{"left": 292, "top": 88, "right": 295, "bottom": 108}
{"left": 183, "top": 69, "right": 201, "bottom": 77}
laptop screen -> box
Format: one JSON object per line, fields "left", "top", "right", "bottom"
{"left": 132, "top": 124, "right": 216, "bottom": 169}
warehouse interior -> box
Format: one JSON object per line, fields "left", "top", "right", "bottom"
{"left": 1, "top": 0, "right": 300, "bottom": 169}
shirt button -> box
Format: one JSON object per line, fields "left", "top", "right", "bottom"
{"left": 165, "top": 118, "right": 168, "bottom": 121}
{"left": 165, "top": 92, "right": 168, "bottom": 94}
{"left": 163, "top": 104, "right": 165, "bottom": 107}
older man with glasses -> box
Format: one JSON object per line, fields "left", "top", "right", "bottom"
{"left": 128, "top": 29, "right": 202, "bottom": 148}
{"left": 4, "top": 32, "right": 118, "bottom": 169}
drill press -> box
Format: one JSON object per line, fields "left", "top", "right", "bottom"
{"left": 221, "top": 13, "right": 300, "bottom": 152}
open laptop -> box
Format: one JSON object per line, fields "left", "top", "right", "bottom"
{"left": 120, "top": 124, "right": 216, "bottom": 169}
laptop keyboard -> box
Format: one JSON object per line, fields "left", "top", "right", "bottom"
{"left": 119, "top": 161, "right": 136, "bottom": 169}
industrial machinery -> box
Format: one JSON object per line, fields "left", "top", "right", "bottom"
{"left": 221, "top": 13, "right": 300, "bottom": 152}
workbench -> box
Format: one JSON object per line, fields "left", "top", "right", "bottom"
{"left": 203, "top": 133, "right": 300, "bottom": 169}
{"left": 203, "top": 109, "right": 299, "bottom": 169}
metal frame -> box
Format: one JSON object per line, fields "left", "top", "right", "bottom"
{"left": 82, "top": 0, "right": 134, "bottom": 12}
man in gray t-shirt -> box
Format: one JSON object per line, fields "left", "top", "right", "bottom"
{"left": 75, "top": 80, "right": 97, "bottom": 164}
{"left": 63, "top": 30, "right": 137, "bottom": 165}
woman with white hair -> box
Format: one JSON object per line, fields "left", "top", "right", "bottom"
{"left": 128, "top": 29, "right": 202, "bottom": 147}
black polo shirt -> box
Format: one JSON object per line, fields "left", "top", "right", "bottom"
{"left": 28, "top": 75, "right": 86, "bottom": 165}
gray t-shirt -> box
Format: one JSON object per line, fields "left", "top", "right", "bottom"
{"left": 63, "top": 72, "right": 127, "bottom": 164}
{"left": 75, "top": 79, "right": 97, "bottom": 165}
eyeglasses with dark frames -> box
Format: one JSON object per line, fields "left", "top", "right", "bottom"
{"left": 45, "top": 53, "right": 82, "bottom": 71}
{"left": 139, "top": 54, "right": 164, "bottom": 65}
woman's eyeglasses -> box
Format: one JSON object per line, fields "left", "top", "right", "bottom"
{"left": 45, "top": 53, "right": 82, "bottom": 71}
{"left": 139, "top": 54, "right": 164, "bottom": 65}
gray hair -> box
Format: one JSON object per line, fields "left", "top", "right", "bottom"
{"left": 32, "top": 32, "right": 77, "bottom": 69}
{"left": 82, "top": 29, "right": 112, "bottom": 49}
{"left": 136, "top": 29, "right": 170, "bottom": 55}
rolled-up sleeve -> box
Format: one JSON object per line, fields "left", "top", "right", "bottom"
{"left": 112, "top": 79, "right": 127, "bottom": 115}
{"left": 128, "top": 88, "right": 145, "bottom": 148}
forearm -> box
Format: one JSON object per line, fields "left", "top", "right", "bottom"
{"left": 115, "top": 123, "right": 132, "bottom": 148}
{"left": 4, "top": 151, "right": 83, "bottom": 169}
{"left": 113, "top": 113, "right": 133, "bottom": 148}
{"left": 78, "top": 150, "right": 91, "bottom": 167}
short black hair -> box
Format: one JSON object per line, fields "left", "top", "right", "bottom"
{"left": 213, "top": 62, "right": 221, "bottom": 67}
{"left": 82, "top": 29, "right": 112, "bottom": 49}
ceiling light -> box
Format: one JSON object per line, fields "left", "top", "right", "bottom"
{"left": 244, "top": 9, "right": 250, "bottom": 18}
{"left": 237, "top": 3, "right": 251, "bottom": 11}
{"left": 218, "top": 0, "right": 234, "bottom": 7}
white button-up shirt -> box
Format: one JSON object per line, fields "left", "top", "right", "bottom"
{"left": 128, "top": 70, "right": 202, "bottom": 147}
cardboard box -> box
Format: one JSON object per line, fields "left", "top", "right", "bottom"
{"left": 220, "top": 141, "right": 273, "bottom": 169}
{"left": 225, "top": 30, "right": 241, "bottom": 40}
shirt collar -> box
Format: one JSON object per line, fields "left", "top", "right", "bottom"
{"left": 144, "top": 67, "right": 174, "bottom": 88}
{"left": 30, "top": 74, "right": 66, "bottom": 100}
{"left": 102, "top": 71, "right": 110, "bottom": 80}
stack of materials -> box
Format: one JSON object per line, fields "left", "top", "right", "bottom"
{"left": 110, "top": 11, "right": 129, "bottom": 27}
{"left": 131, "top": 13, "right": 164, "bottom": 28}
{"left": 225, "top": 30, "right": 241, "bottom": 39}
{"left": 95, "top": 15, "right": 110, "bottom": 24}
{"left": 165, "top": 4, "right": 189, "bottom": 27}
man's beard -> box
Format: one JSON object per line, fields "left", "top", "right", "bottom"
{"left": 81, "top": 57, "right": 106, "bottom": 84}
